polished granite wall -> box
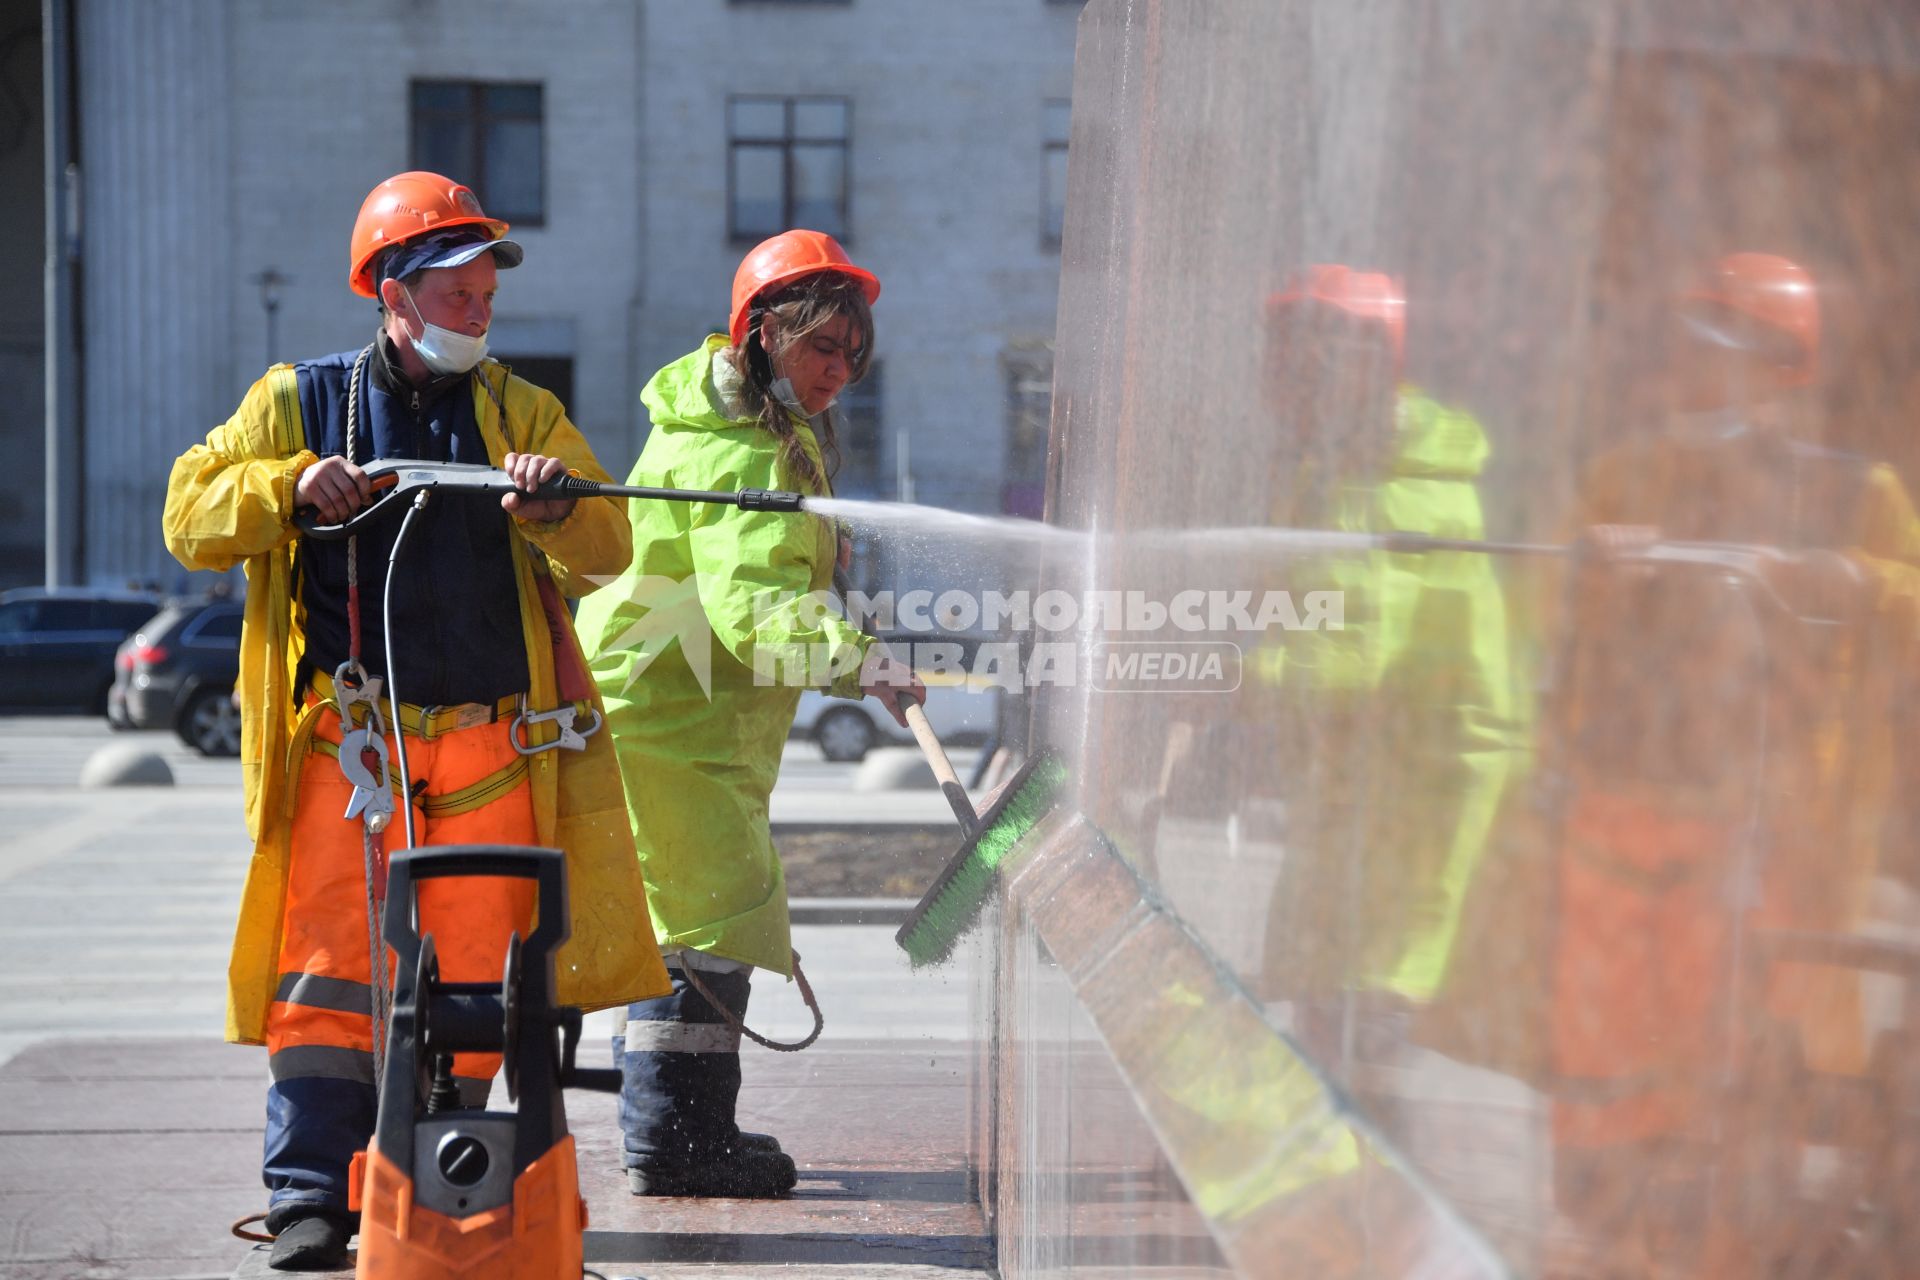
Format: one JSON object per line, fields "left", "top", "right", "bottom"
{"left": 983, "top": 1, "right": 1920, "bottom": 1275}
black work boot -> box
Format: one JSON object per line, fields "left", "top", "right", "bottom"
{"left": 627, "top": 1145, "right": 798, "bottom": 1198}
{"left": 266, "top": 1208, "right": 353, "bottom": 1271}
{"left": 735, "top": 1130, "right": 783, "bottom": 1156}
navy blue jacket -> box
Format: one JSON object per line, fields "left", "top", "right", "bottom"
{"left": 295, "top": 337, "right": 529, "bottom": 707}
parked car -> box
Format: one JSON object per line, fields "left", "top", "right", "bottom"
{"left": 0, "top": 587, "right": 163, "bottom": 712}
{"left": 108, "top": 598, "right": 243, "bottom": 755}
{"left": 791, "top": 642, "right": 1001, "bottom": 762}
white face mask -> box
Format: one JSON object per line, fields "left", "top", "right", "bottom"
{"left": 402, "top": 287, "right": 489, "bottom": 375}
{"left": 769, "top": 375, "right": 838, "bottom": 418}
{"left": 768, "top": 376, "right": 806, "bottom": 412}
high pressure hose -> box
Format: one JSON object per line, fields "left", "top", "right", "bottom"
{"left": 382, "top": 490, "right": 433, "bottom": 853}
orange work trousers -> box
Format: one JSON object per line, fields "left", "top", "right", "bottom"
{"left": 266, "top": 702, "right": 536, "bottom": 1099}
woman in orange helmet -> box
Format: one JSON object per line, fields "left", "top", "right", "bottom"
{"left": 576, "top": 230, "right": 922, "bottom": 1198}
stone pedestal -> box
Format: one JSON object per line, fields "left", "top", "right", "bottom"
{"left": 982, "top": 1, "right": 1920, "bottom": 1275}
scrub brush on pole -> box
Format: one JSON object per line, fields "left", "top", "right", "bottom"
{"left": 892, "top": 694, "right": 1069, "bottom": 967}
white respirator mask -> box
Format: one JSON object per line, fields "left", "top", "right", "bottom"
{"left": 769, "top": 375, "right": 840, "bottom": 419}
{"left": 403, "top": 288, "right": 489, "bottom": 376}
{"left": 768, "top": 376, "right": 807, "bottom": 412}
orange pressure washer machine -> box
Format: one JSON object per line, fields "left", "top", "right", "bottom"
{"left": 347, "top": 843, "right": 621, "bottom": 1279}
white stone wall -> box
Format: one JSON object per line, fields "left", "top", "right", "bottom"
{"left": 69, "top": 0, "right": 1078, "bottom": 584}
{"left": 78, "top": 0, "right": 234, "bottom": 589}
{"left": 635, "top": 0, "right": 1080, "bottom": 511}
{"left": 223, "top": 0, "right": 644, "bottom": 459}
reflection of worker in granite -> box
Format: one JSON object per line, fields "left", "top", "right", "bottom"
{"left": 1252, "top": 266, "right": 1526, "bottom": 1066}
{"left": 1546, "top": 253, "right": 1920, "bottom": 1274}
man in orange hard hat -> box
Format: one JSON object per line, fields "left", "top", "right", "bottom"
{"left": 163, "top": 171, "right": 669, "bottom": 1270}
{"left": 1545, "top": 252, "right": 1920, "bottom": 1274}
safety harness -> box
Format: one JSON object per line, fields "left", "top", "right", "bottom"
{"left": 325, "top": 347, "right": 603, "bottom": 1099}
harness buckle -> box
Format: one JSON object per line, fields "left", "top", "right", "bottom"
{"left": 509, "top": 694, "right": 603, "bottom": 755}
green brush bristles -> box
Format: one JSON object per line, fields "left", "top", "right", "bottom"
{"left": 896, "top": 752, "right": 1068, "bottom": 968}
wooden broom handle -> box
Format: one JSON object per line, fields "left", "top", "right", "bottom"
{"left": 900, "top": 692, "right": 979, "bottom": 833}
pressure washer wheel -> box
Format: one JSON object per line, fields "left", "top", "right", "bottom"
{"left": 407, "top": 933, "right": 439, "bottom": 1095}
{"left": 502, "top": 933, "right": 523, "bottom": 1103}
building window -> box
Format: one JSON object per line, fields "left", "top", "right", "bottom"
{"left": 833, "top": 362, "right": 883, "bottom": 498}
{"left": 1042, "top": 99, "right": 1071, "bottom": 249}
{"left": 410, "top": 81, "right": 546, "bottom": 225}
{"left": 729, "top": 96, "right": 850, "bottom": 242}
{"left": 1003, "top": 346, "right": 1053, "bottom": 517}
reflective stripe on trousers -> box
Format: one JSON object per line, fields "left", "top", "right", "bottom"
{"left": 613, "top": 966, "right": 752, "bottom": 1172}
{"left": 263, "top": 704, "right": 536, "bottom": 1213}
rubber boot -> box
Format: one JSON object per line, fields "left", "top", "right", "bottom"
{"left": 626, "top": 1146, "right": 798, "bottom": 1197}
{"left": 617, "top": 966, "right": 796, "bottom": 1197}
{"left": 265, "top": 1207, "right": 353, "bottom": 1272}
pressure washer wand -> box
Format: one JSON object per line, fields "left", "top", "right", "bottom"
{"left": 537, "top": 471, "right": 805, "bottom": 513}
{"left": 1375, "top": 533, "right": 1562, "bottom": 557}
{"left": 294, "top": 459, "right": 805, "bottom": 540}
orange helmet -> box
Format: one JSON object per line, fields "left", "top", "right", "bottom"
{"left": 728, "top": 230, "right": 881, "bottom": 348}
{"left": 348, "top": 171, "right": 513, "bottom": 298}
{"left": 1266, "top": 264, "right": 1407, "bottom": 364}
{"left": 1679, "top": 252, "right": 1819, "bottom": 384}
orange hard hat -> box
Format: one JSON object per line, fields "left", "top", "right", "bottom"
{"left": 348, "top": 171, "right": 513, "bottom": 299}
{"left": 728, "top": 230, "right": 881, "bottom": 348}
{"left": 1267, "top": 264, "right": 1407, "bottom": 363}
{"left": 1679, "top": 252, "right": 1819, "bottom": 383}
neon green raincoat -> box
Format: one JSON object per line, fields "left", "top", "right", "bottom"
{"left": 575, "top": 336, "right": 874, "bottom": 976}
{"left": 1258, "top": 387, "right": 1526, "bottom": 1003}
{"left": 162, "top": 361, "right": 671, "bottom": 1043}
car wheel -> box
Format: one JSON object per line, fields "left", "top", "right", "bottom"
{"left": 815, "top": 706, "right": 877, "bottom": 763}
{"left": 177, "top": 687, "right": 242, "bottom": 757}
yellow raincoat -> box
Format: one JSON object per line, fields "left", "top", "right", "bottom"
{"left": 162, "top": 360, "right": 670, "bottom": 1045}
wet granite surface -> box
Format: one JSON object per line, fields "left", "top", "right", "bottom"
{"left": 992, "top": 0, "right": 1920, "bottom": 1274}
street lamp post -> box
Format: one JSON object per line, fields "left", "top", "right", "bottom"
{"left": 252, "top": 269, "right": 286, "bottom": 367}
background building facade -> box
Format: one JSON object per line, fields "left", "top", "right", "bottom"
{"left": 5, "top": 0, "right": 1079, "bottom": 591}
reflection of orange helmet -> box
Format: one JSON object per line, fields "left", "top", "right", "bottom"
{"left": 728, "top": 230, "right": 882, "bottom": 348}
{"left": 1266, "top": 264, "right": 1407, "bottom": 364}
{"left": 1680, "top": 252, "right": 1819, "bottom": 384}
{"left": 348, "top": 171, "right": 512, "bottom": 298}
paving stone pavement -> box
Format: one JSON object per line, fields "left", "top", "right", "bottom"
{"left": 0, "top": 717, "right": 988, "bottom": 1279}
{"left": 0, "top": 717, "right": 979, "bottom": 801}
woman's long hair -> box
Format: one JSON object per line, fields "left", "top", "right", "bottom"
{"left": 725, "top": 272, "right": 874, "bottom": 494}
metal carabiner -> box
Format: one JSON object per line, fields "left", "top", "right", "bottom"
{"left": 329, "top": 661, "right": 396, "bottom": 832}
{"left": 509, "top": 694, "right": 603, "bottom": 755}
{"left": 338, "top": 720, "right": 396, "bottom": 833}
{"left": 331, "top": 659, "right": 386, "bottom": 726}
